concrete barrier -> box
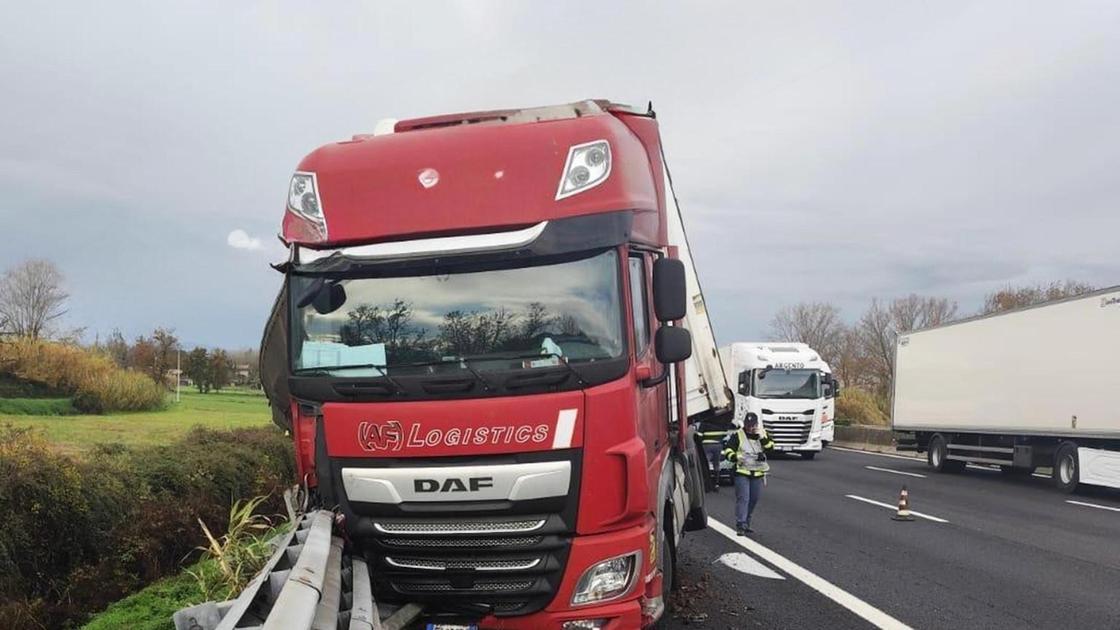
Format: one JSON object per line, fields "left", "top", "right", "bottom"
{"left": 834, "top": 424, "right": 894, "bottom": 449}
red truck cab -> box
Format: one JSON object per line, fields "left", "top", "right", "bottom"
{"left": 261, "top": 100, "right": 710, "bottom": 629}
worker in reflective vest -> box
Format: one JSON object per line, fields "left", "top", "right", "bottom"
{"left": 721, "top": 412, "right": 775, "bottom": 536}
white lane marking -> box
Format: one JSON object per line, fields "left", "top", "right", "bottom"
{"left": 707, "top": 518, "right": 913, "bottom": 629}
{"left": 715, "top": 552, "right": 785, "bottom": 580}
{"left": 1066, "top": 500, "right": 1120, "bottom": 513}
{"left": 830, "top": 446, "right": 921, "bottom": 462}
{"left": 845, "top": 495, "right": 950, "bottom": 523}
{"left": 552, "top": 409, "right": 577, "bottom": 449}
{"left": 865, "top": 465, "right": 927, "bottom": 479}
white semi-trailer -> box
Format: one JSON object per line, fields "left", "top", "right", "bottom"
{"left": 720, "top": 342, "right": 839, "bottom": 459}
{"left": 893, "top": 286, "right": 1120, "bottom": 492}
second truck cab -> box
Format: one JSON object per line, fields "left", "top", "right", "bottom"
{"left": 721, "top": 342, "right": 838, "bottom": 458}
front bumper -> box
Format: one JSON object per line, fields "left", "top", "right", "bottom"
{"left": 771, "top": 431, "right": 823, "bottom": 452}
{"left": 425, "top": 519, "right": 653, "bottom": 630}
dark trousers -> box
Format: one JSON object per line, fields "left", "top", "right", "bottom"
{"left": 702, "top": 443, "right": 722, "bottom": 488}
{"left": 734, "top": 475, "right": 764, "bottom": 528}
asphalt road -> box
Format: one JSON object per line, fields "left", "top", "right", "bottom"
{"left": 662, "top": 446, "right": 1120, "bottom": 629}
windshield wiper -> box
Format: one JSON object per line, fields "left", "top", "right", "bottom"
{"left": 456, "top": 357, "right": 496, "bottom": 393}
{"left": 465, "top": 351, "right": 588, "bottom": 388}
{"left": 293, "top": 363, "right": 404, "bottom": 394}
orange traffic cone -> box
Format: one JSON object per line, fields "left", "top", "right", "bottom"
{"left": 892, "top": 486, "right": 915, "bottom": 521}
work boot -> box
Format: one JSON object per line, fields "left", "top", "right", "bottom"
{"left": 745, "top": 527, "right": 755, "bottom": 534}
{"left": 736, "top": 526, "right": 747, "bottom": 537}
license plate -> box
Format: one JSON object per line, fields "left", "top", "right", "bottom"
{"left": 426, "top": 624, "right": 478, "bottom": 630}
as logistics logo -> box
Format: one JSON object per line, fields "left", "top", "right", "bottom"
{"left": 358, "top": 421, "right": 549, "bottom": 452}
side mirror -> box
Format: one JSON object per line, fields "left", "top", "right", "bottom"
{"left": 313, "top": 283, "right": 347, "bottom": 315}
{"left": 652, "top": 258, "right": 687, "bottom": 322}
{"left": 654, "top": 326, "right": 691, "bottom": 364}
{"left": 833, "top": 381, "right": 841, "bottom": 398}
{"left": 737, "top": 370, "right": 750, "bottom": 395}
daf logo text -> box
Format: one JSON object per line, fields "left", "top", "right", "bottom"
{"left": 414, "top": 476, "right": 495, "bottom": 493}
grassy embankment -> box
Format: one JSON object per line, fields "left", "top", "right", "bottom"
{"left": 1, "top": 388, "right": 272, "bottom": 454}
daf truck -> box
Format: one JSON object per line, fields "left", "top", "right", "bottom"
{"left": 719, "top": 342, "right": 838, "bottom": 459}
{"left": 259, "top": 100, "right": 732, "bottom": 629}
{"left": 893, "top": 287, "right": 1120, "bottom": 493}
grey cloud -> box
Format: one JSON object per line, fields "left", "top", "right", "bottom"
{"left": 1, "top": 1, "right": 1118, "bottom": 347}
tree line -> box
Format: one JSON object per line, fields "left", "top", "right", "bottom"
{"left": 1, "top": 258, "right": 258, "bottom": 393}
{"left": 91, "top": 328, "right": 259, "bottom": 392}
{"left": 334, "top": 299, "right": 590, "bottom": 365}
{"left": 767, "top": 280, "right": 1096, "bottom": 415}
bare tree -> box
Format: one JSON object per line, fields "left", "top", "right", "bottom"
{"left": 0, "top": 259, "right": 69, "bottom": 339}
{"left": 832, "top": 327, "right": 872, "bottom": 391}
{"left": 768, "top": 302, "right": 845, "bottom": 363}
{"left": 857, "top": 294, "right": 957, "bottom": 401}
{"left": 981, "top": 280, "right": 1095, "bottom": 315}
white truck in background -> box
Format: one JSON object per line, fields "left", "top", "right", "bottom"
{"left": 719, "top": 342, "right": 838, "bottom": 459}
{"left": 893, "top": 286, "right": 1120, "bottom": 492}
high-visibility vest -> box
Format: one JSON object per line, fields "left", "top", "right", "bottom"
{"left": 728, "top": 429, "right": 771, "bottom": 476}
{"left": 699, "top": 429, "right": 733, "bottom": 445}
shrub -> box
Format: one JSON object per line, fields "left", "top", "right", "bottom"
{"left": 188, "top": 497, "right": 274, "bottom": 600}
{"left": 836, "top": 387, "right": 889, "bottom": 426}
{"left": 0, "top": 339, "right": 166, "bottom": 414}
{"left": 0, "top": 424, "right": 293, "bottom": 628}
{"left": 72, "top": 370, "right": 167, "bottom": 414}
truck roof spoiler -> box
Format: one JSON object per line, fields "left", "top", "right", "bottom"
{"left": 390, "top": 99, "right": 650, "bottom": 133}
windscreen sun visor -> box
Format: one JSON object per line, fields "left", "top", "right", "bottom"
{"left": 289, "top": 211, "right": 633, "bottom": 276}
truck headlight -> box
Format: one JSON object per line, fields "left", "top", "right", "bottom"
{"left": 571, "top": 551, "right": 639, "bottom": 606}
{"left": 556, "top": 140, "right": 611, "bottom": 200}
{"left": 287, "top": 171, "right": 328, "bottom": 240}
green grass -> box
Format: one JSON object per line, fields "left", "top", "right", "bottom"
{"left": 81, "top": 570, "right": 202, "bottom": 630}
{"left": 0, "top": 397, "right": 78, "bottom": 415}
{"left": 83, "top": 523, "right": 290, "bottom": 630}
{"left": 0, "top": 388, "right": 272, "bottom": 455}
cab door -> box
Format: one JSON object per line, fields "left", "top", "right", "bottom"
{"left": 628, "top": 252, "right": 666, "bottom": 470}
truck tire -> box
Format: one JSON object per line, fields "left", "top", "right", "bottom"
{"left": 1053, "top": 442, "right": 1080, "bottom": 494}
{"left": 927, "top": 434, "right": 965, "bottom": 473}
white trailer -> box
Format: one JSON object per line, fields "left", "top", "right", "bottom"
{"left": 665, "top": 168, "right": 733, "bottom": 422}
{"left": 893, "top": 286, "right": 1120, "bottom": 492}
{"left": 719, "top": 342, "right": 839, "bottom": 459}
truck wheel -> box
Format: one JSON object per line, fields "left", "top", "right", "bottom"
{"left": 928, "top": 434, "right": 965, "bottom": 473}
{"left": 928, "top": 434, "right": 948, "bottom": 471}
{"left": 801, "top": 451, "right": 817, "bottom": 460}
{"left": 1053, "top": 442, "right": 1079, "bottom": 494}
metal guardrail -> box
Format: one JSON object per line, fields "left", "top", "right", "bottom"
{"left": 174, "top": 510, "right": 422, "bottom": 630}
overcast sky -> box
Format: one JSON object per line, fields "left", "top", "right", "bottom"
{"left": 2, "top": 2, "right": 1118, "bottom": 349}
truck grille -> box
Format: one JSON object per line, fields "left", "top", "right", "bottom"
{"left": 395, "top": 579, "right": 535, "bottom": 593}
{"left": 368, "top": 515, "right": 569, "bottom": 617}
{"left": 380, "top": 535, "right": 542, "bottom": 549}
{"left": 385, "top": 556, "right": 541, "bottom": 571}
{"left": 374, "top": 518, "right": 545, "bottom": 535}
{"left": 762, "top": 416, "right": 812, "bottom": 446}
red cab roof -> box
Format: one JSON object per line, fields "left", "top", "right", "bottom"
{"left": 283, "top": 100, "right": 667, "bottom": 248}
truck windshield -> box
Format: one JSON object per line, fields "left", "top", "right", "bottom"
{"left": 289, "top": 250, "right": 624, "bottom": 376}
{"left": 754, "top": 369, "right": 821, "bottom": 399}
